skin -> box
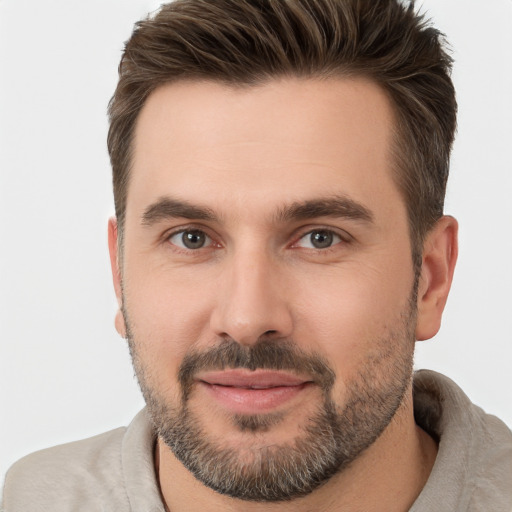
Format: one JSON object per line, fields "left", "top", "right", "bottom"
{"left": 108, "top": 78, "right": 458, "bottom": 511}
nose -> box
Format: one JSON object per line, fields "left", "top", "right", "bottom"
{"left": 209, "top": 250, "right": 293, "bottom": 345}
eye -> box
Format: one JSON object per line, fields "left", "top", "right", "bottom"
{"left": 168, "top": 229, "right": 212, "bottom": 250}
{"left": 295, "top": 229, "right": 343, "bottom": 249}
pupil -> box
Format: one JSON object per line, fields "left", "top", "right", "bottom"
{"left": 183, "top": 231, "right": 205, "bottom": 249}
{"left": 311, "top": 231, "right": 333, "bottom": 249}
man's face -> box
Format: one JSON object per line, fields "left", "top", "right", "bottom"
{"left": 114, "top": 78, "right": 419, "bottom": 500}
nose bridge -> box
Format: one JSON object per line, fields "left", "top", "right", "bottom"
{"left": 210, "top": 243, "right": 292, "bottom": 345}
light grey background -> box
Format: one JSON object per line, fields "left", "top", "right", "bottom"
{"left": 1, "top": 0, "right": 511, "bottom": 485}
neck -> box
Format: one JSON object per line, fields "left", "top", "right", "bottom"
{"left": 155, "top": 390, "right": 437, "bottom": 512}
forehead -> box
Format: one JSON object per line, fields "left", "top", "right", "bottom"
{"left": 128, "top": 77, "right": 402, "bottom": 223}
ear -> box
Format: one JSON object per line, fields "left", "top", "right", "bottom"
{"left": 415, "top": 216, "right": 458, "bottom": 341}
{"left": 108, "top": 217, "right": 127, "bottom": 338}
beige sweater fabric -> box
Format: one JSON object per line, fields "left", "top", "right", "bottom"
{"left": 2, "top": 370, "right": 512, "bottom": 511}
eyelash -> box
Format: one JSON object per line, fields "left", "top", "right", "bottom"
{"left": 163, "top": 226, "right": 352, "bottom": 254}
{"left": 291, "top": 227, "right": 351, "bottom": 252}
{"left": 165, "top": 227, "right": 218, "bottom": 253}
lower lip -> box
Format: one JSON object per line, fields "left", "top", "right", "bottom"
{"left": 200, "top": 382, "right": 310, "bottom": 414}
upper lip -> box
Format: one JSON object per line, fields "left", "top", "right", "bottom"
{"left": 197, "top": 369, "right": 312, "bottom": 389}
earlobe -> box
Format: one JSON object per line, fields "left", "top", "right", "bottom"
{"left": 415, "top": 216, "right": 458, "bottom": 341}
{"left": 114, "top": 309, "right": 127, "bottom": 339}
{"left": 108, "top": 217, "right": 127, "bottom": 338}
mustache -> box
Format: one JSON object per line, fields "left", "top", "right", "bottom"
{"left": 178, "top": 339, "right": 336, "bottom": 398}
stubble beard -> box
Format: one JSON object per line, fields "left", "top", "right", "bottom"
{"left": 124, "top": 296, "right": 417, "bottom": 502}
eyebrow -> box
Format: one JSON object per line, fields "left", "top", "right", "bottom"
{"left": 275, "top": 195, "right": 374, "bottom": 224}
{"left": 141, "top": 194, "right": 374, "bottom": 227}
{"left": 142, "top": 197, "right": 218, "bottom": 226}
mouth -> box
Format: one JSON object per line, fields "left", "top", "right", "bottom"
{"left": 196, "top": 369, "right": 314, "bottom": 414}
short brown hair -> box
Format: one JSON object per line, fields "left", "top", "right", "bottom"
{"left": 108, "top": 0, "right": 457, "bottom": 263}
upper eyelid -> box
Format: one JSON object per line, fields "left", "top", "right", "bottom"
{"left": 291, "top": 225, "right": 353, "bottom": 244}
{"left": 162, "top": 224, "right": 216, "bottom": 252}
{"left": 165, "top": 228, "right": 218, "bottom": 252}
{"left": 160, "top": 224, "right": 352, "bottom": 248}
{"left": 163, "top": 224, "right": 216, "bottom": 240}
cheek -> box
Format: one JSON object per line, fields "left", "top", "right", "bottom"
{"left": 292, "top": 259, "right": 414, "bottom": 377}
{"left": 122, "top": 265, "right": 216, "bottom": 380}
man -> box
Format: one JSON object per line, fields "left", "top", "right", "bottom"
{"left": 2, "top": 0, "right": 511, "bottom": 510}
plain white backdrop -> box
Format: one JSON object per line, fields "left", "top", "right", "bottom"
{"left": 1, "top": 0, "right": 511, "bottom": 486}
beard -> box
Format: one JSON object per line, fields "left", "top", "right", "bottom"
{"left": 124, "top": 295, "right": 416, "bottom": 502}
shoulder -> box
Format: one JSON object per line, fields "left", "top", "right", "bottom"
{"left": 2, "top": 426, "right": 129, "bottom": 512}
{"left": 466, "top": 404, "right": 512, "bottom": 511}
{"left": 412, "top": 370, "right": 512, "bottom": 511}
{"left": 2, "top": 409, "right": 162, "bottom": 512}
